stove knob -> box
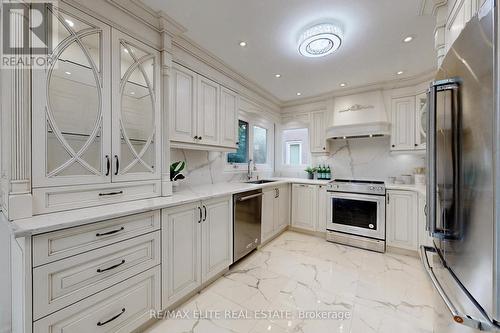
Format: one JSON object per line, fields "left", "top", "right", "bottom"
{"left": 369, "top": 186, "right": 375, "bottom": 190}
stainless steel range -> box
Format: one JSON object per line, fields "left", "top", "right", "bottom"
{"left": 326, "top": 179, "right": 386, "bottom": 252}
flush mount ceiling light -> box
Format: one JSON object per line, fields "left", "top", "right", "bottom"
{"left": 298, "top": 23, "right": 343, "bottom": 58}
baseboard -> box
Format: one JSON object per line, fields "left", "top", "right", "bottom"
{"left": 386, "top": 245, "right": 418, "bottom": 257}
{"left": 289, "top": 226, "right": 326, "bottom": 239}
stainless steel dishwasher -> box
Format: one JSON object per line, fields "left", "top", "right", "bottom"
{"left": 233, "top": 190, "right": 262, "bottom": 263}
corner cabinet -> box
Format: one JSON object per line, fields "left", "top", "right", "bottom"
{"left": 162, "top": 196, "right": 232, "bottom": 308}
{"left": 262, "top": 184, "right": 290, "bottom": 243}
{"left": 170, "top": 63, "right": 238, "bottom": 151}
{"left": 31, "top": 6, "right": 161, "bottom": 214}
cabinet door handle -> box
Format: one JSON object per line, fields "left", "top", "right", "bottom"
{"left": 114, "top": 155, "right": 119, "bottom": 176}
{"left": 96, "top": 227, "right": 124, "bottom": 237}
{"left": 97, "top": 259, "right": 125, "bottom": 273}
{"left": 198, "top": 206, "right": 202, "bottom": 223}
{"left": 97, "top": 308, "right": 126, "bottom": 327}
{"left": 387, "top": 193, "right": 390, "bottom": 204}
{"left": 99, "top": 191, "right": 124, "bottom": 197}
{"left": 105, "top": 155, "right": 110, "bottom": 176}
{"left": 203, "top": 205, "right": 207, "bottom": 222}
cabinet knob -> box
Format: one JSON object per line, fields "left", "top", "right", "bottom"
{"left": 322, "top": 147, "right": 326, "bottom": 150}
{"left": 391, "top": 144, "right": 395, "bottom": 148}
{"left": 194, "top": 136, "right": 199, "bottom": 140}
{"left": 414, "top": 143, "right": 418, "bottom": 147}
{"left": 199, "top": 137, "right": 202, "bottom": 140}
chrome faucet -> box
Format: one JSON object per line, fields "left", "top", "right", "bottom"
{"left": 247, "top": 159, "right": 254, "bottom": 180}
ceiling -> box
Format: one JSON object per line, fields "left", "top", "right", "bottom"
{"left": 143, "top": 0, "right": 436, "bottom": 103}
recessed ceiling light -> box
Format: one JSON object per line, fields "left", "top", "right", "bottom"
{"left": 298, "top": 23, "right": 343, "bottom": 58}
{"left": 130, "top": 91, "right": 135, "bottom": 95}
{"left": 275, "top": 74, "right": 281, "bottom": 78}
{"left": 396, "top": 70, "right": 404, "bottom": 75}
{"left": 65, "top": 19, "right": 74, "bottom": 27}
{"left": 239, "top": 41, "right": 247, "bottom": 47}
{"left": 296, "top": 92, "right": 302, "bottom": 96}
{"left": 65, "top": 71, "right": 71, "bottom": 75}
{"left": 339, "top": 82, "right": 347, "bottom": 87}
{"left": 403, "top": 36, "right": 414, "bottom": 43}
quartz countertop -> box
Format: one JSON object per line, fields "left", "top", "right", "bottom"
{"left": 6, "top": 178, "right": 330, "bottom": 237}
{"left": 385, "top": 183, "right": 426, "bottom": 196}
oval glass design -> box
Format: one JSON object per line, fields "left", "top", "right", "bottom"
{"left": 119, "top": 42, "right": 156, "bottom": 175}
{"left": 46, "top": 17, "right": 103, "bottom": 177}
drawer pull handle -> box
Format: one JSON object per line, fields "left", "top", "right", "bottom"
{"left": 97, "top": 259, "right": 125, "bottom": 273}
{"left": 96, "top": 227, "right": 124, "bottom": 237}
{"left": 99, "top": 191, "right": 124, "bottom": 197}
{"left": 97, "top": 308, "right": 126, "bottom": 326}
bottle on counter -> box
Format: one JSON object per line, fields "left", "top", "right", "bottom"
{"left": 326, "top": 165, "right": 331, "bottom": 180}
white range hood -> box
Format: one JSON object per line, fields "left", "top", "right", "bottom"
{"left": 326, "top": 90, "right": 391, "bottom": 139}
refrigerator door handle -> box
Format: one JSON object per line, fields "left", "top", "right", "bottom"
{"left": 420, "top": 246, "right": 496, "bottom": 331}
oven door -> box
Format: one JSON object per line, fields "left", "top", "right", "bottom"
{"left": 327, "top": 192, "right": 386, "bottom": 240}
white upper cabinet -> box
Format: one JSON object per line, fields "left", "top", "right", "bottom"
{"left": 31, "top": 6, "right": 161, "bottom": 214}
{"left": 390, "top": 96, "right": 416, "bottom": 151}
{"left": 170, "top": 65, "right": 197, "bottom": 143}
{"left": 32, "top": 8, "right": 112, "bottom": 188}
{"left": 170, "top": 63, "right": 238, "bottom": 150}
{"left": 219, "top": 87, "right": 239, "bottom": 148}
{"left": 112, "top": 30, "right": 161, "bottom": 182}
{"left": 197, "top": 76, "right": 220, "bottom": 146}
{"left": 415, "top": 92, "right": 428, "bottom": 150}
{"left": 310, "top": 111, "right": 330, "bottom": 153}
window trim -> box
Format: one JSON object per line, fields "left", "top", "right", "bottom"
{"left": 278, "top": 126, "right": 311, "bottom": 171}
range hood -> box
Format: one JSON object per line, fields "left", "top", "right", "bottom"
{"left": 326, "top": 90, "right": 391, "bottom": 139}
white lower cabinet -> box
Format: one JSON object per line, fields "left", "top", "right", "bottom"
{"left": 162, "top": 196, "right": 232, "bottom": 308}
{"left": 316, "top": 185, "right": 328, "bottom": 232}
{"left": 261, "top": 184, "right": 290, "bottom": 243}
{"left": 34, "top": 266, "right": 161, "bottom": 333}
{"left": 291, "top": 184, "right": 318, "bottom": 232}
{"left": 386, "top": 190, "right": 418, "bottom": 251}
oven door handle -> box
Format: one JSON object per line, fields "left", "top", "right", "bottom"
{"left": 330, "top": 192, "right": 386, "bottom": 203}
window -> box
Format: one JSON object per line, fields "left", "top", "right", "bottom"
{"left": 282, "top": 128, "right": 310, "bottom": 167}
{"left": 228, "top": 120, "right": 249, "bottom": 163}
{"left": 253, "top": 125, "right": 267, "bottom": 164}
{"left": 286, "top": 141, "right": 302, "bottom": 165}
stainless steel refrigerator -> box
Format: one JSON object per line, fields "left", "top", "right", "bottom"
{"left": 421, "top": 0, "right": 500, "bottom": 331}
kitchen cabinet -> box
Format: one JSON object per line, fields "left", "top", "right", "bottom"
{"left": 417, "top": 193, "right": 433, "bottom": 247}
{"left": 170, "top": 65, "right": 197, "bottom": 143}
{"left": 197, "top": 76, "right": 220, "bottom": 146}
{"left": 415, "top": 92, "right": 428, "bottom": 150}
{"left": 162, "top": 196, "right": 232, "bottom": 308}
{"left": 386, "top": 190, "right": 418, "bottom": 251}
{"left": 291, "top": 184, "right": 318, "bottom": 232}
{"left": 316, "top": 185, "right": 328, "bottom": 232}
{"left": 170, "top": 63, "right": 238, "bottom": 150}
{"left": 310, "top": 111, "right": 330, "bottom": 153}
{"left": 390, "top": 96, "right": 416, "bottom": 151}
{"left": 220, "top": 87, "right": 239, "bottom": 148}
{"left": 31, "top": 8, "right": 161, "bottom": 214}
{"left": 262, "top": 184, "right": 290, "bottom": 243}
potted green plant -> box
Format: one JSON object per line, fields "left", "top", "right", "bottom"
{"left": 305, "top": 166, "right": 317, "bottom": 180}
{"left": 170, "top": 161, "right": 186, "bottom": 190}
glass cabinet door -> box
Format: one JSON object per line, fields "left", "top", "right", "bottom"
{"left": 416, "top": 92, "right": 428, "bottom": 149}
{"left": 111, "top": 30, "right": 160, "bottom": 182}
{"left": 32, "top": 5, "right": 111, "bottom": 187}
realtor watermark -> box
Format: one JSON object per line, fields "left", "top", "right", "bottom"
{"left": 2, "top": 0, "right": 56, "bottom": 69}
{"left": 149, "top": 309, "right": 352, "bottom": 321}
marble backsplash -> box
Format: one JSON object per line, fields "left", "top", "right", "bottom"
{"left": 279, "top": 137, "right": 425, "bottom": 182}
{"left": 171, "top": 137, "right": 425, "bottom": 189}
{"left": 170, "top": 149, "right": 273, "bottom": 189}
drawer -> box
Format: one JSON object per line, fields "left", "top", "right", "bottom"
{"left": 33, "top": 232, "right": 160, "bottom": 320}
{"left": 33, "top": 180, "right": 161, "bottom": 215}
{"left": 34, "top": 266, "right": 160, "bottom": 333}
{"left": 33, "top": 210, "right": 160, "bottom": 266}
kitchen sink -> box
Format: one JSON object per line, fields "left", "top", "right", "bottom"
{"left": 245, "top": 180, "right": 277, "bottom": 184}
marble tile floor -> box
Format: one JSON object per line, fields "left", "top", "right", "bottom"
{"left": 145, "top": 231, "right": 441, "bottom": 333}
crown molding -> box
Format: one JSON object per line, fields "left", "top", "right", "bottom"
{"left": 280, "top": 69, "right": 436, "bottom": 109}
